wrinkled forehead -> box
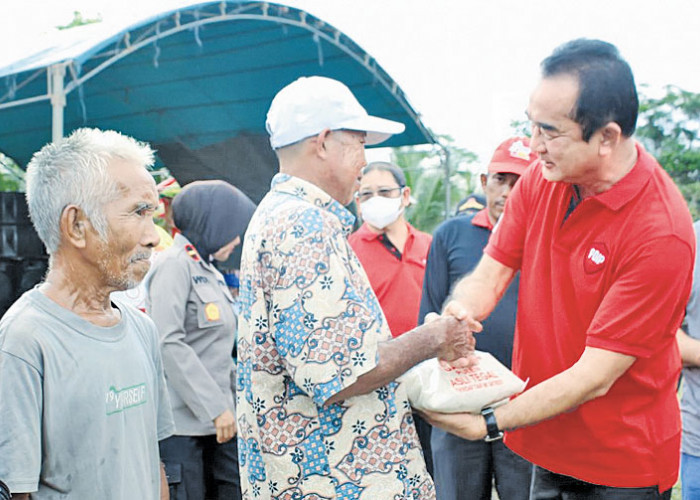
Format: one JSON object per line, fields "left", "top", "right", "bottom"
{"left": 107, "top": 159, "right": 158, "bottom": 200}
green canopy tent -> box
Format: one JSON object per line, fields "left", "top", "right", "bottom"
{"left": 0, "top": 1, "right": 435, "bottom": 202}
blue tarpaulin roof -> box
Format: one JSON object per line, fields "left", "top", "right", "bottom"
{"left": 0, "top": 1, "right": 434, "bottom": 201}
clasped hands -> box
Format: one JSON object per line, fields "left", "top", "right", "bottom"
{"left": 419, "top": 299, "right": 490, "bottom": 440}
{"left": 425, "top": 299, "right": 482, "bottom": 368}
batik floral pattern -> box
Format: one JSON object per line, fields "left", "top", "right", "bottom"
{"left": 237, "top": 174, "right": 434, "bottom": 499}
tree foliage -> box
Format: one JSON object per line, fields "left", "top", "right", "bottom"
{"left": 636, "top": 85, "right": 700, "bottom": 219}
{"left": 391, "top": 134, "right": 478, "bottom": 234}
{"left": 0, "top": 154, "right": 25, "bottom": 192}
{"left": 57, "top": 11, "right": 102, "bottom": 30}
{"left": 509, "top": 118, "right": 531, "bottom": 138}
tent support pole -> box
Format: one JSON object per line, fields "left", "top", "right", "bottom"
{"left": 49, "top": 63, "right": 66, "bottom": 143}
{"left": 438, "top": 141, "right": 451, "bottom": 220}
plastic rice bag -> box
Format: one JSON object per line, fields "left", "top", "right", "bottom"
{"left": 400, "top": 351, "right": 527, "bottom": 413}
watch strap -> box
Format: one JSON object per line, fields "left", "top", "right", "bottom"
{"left": 481, "top": 406, "right": 504, "bottom": 442}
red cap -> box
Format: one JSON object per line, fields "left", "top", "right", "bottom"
{"left": 487, "top": 137, "right": 538, "bottom": 176}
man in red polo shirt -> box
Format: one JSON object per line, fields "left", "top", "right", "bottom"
{"left": 424, "top": 39, "right": 695, "bottom": 499}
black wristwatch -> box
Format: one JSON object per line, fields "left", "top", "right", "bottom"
{"left": 481, "top": 407, "right": 504, "bottom": 442}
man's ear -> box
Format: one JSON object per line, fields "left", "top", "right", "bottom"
{"left": 480, "top": 173, "right": 488, "bottom": 189}
{"left": 60, "top": 204, "right": 88, "bottom": 249}
{"left": 314, "top": 128, "right": 332, "bottom": 159}
{"left": 598, "top": 122, "right": 622, "bottom": 157}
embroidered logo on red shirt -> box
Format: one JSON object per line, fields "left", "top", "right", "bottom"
{"left": 584, "top": 243, "right": 608, "bottom": 274}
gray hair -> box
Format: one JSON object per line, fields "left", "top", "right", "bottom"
{"left": 25, "top": 128, "right": 155, "bottom": 254}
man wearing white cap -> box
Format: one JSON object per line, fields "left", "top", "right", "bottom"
{"left": 235, "top": 76, "right": 475, "bottom": 500}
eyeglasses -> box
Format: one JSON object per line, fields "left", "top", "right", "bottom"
{"left": 531, "top": 122, "right": 567, "bottom": 142}
{"left": 355, "top": 187, "right": 403, "bottom": 203}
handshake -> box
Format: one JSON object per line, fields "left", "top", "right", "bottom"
{"left": 401, "top": 299, "right": 526, "bottom": 421}
{"left": 418, "top": 299, "right": 482, "bottom": 368}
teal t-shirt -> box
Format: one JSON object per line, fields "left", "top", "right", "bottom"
{"left": 0, "top": 288, "right": 174, "bottom": 498}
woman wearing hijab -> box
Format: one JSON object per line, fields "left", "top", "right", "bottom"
{"left": 146, "top": 180, "right": 255, "bottom": 500}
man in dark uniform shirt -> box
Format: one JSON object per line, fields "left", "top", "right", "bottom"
{"left": 418, "top": 137, "right": 536, "bottom": 500}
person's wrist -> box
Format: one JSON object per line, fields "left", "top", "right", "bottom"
{"left": 481, "top": 407, "right": 504, "bottom": 442}
{"left": 416, "top": 318, "right": 444, "bottom": 358}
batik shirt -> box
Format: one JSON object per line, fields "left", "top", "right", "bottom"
{"left": 237, "top": 174, "right": 434, "bottom": 500}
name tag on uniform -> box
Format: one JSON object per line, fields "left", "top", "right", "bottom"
{"left": 204, "top": 302, "right": 220, "bottom": 322}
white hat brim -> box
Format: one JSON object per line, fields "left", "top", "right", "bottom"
{"left": 335, "top": 115, "right": 406, "bottom": 145}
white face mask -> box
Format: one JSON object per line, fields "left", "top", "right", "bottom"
{"left": 360, "top": 195, "right": 404, "bottom": 230}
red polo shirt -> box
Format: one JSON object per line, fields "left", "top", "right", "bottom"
{"left": 349, "top": 222, "right": 432, "bottom": 337}
{"left": 486, "top": 144, "right": 695, "bottom": 492}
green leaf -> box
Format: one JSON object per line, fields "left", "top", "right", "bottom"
{"left": 637, "top": 85, "right": 700, "bottom": 218}
{"left": 390, "top": 132, "right": 479, "bottom": 233}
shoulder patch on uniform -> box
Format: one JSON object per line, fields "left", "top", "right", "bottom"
{"left": 185, "top": 244, "right": 201, "bottom": 262}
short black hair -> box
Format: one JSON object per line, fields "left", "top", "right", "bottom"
{"left": 361, "top": 161, "right": 406, "bottom": 187}
{"left": 541, "top": 39, "right": 638, "bottom": 142}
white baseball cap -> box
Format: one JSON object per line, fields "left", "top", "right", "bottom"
{"left": 266, "top": 76, "right": 406, "bottom": 149}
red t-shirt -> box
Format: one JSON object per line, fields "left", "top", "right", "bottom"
{"left": 486, "top": 144, "right": 695, "bottom": 491}
{"left": 349, "top": 222, "right": 432, "bottom": 337}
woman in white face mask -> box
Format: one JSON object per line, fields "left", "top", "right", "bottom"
{"left": 349, "top": 161, "right": 433, "bottom": 339}
{"left": 357, "top": 175, "right": 408, "bottom": 232}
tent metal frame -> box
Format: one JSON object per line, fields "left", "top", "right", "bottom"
{"left": 0, "top": 2, "right": 458, "bottom": 218}
{"left": 0, "top": 2, "right": 435, "bottom": 146}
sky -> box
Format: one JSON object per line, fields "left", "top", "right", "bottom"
{"left": 1, "top": 0, "right": 699, "bottom": 165}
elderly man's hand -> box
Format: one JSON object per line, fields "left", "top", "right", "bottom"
{"left": 443, "top": 300, "right": 483, "bottom": 367}
{"left": 418, "top": 409, "right": 487, "bottom": 441}
{"left": 422, "top": 315, "right": 478, "bottom": 363}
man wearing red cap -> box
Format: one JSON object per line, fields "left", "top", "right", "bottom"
{"left": 418, "top": 137, "right": 536, "bottom": 500}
